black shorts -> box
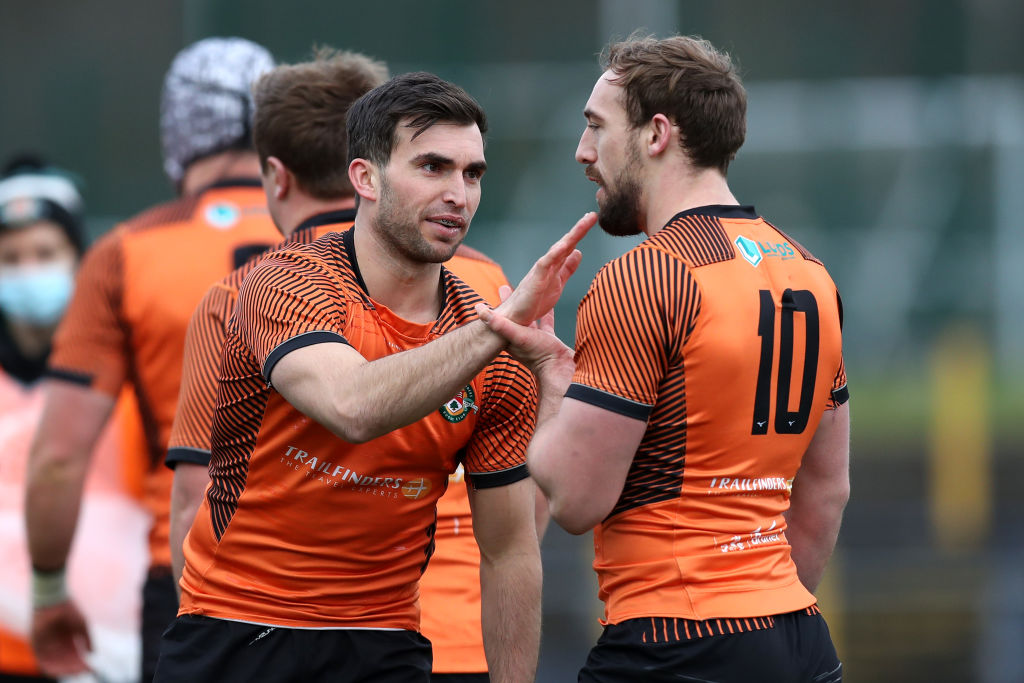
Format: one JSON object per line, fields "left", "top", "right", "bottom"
{"left": 141, "top": 566, "right": 179, "bottom": 683}
{"left": 579, "top": 608, "right": 842, "bottom": 683}
{"left": 429, "top": 675, "right": 489, "bottom": 682}
{"left": 154, "top": 614, "right": 432, "bottom": 683}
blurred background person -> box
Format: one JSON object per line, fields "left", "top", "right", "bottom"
{"left": 23, "top": 38, "right": 280, "bottom": 682}
{"left": 0, "top": 156, "right": 149, "bottom": 683}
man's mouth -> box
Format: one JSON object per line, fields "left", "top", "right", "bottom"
{"left": 428, "top": 215, "right": 466, "bottom": 230}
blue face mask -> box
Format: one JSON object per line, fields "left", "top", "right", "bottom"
{"left": 0, "top": 262, "right": 75, "bottom": 326}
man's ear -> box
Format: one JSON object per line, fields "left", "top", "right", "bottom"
{"left": 264, "top": 156, "right": 290, "bottom": 200}
{"left": 349, "top": 158, "right": 380, "bottom": 202}
{"left": 646, "top": 114, "right": 675, "bottom": 158}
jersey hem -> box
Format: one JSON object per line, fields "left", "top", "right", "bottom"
{"left": 566, "top": 383, "right": 651, "bottom": 421}
{"left": 262, "top": 330, "right": 349, "bottom": 384}
{"left": 43, "top": 367, "right": 94, "bottom": 387}
{"left": 165, "top": 446, "right": 212, "bottom": 469}
{"left": 468, "top": 463, "right": 529, "bottom": 489}
{"left": 831, "top": 384, "right": 850, "bottom": 406}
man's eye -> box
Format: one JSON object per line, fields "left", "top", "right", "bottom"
{"left": 422, "top": 162, "right": 439, "bottom": 172}
{"left": 465, "top": 170, "right": 482, "bottom": 181}
{"left": 586, "top": 122, "right": 599, "bottom": 130}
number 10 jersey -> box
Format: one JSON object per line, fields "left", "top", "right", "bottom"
{"left": 568, "top": 205, "right": 848, "bottom": 625}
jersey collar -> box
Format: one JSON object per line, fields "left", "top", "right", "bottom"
{"left": 293, "top": 208, "right": 357, "bottom": 234}
{"left": 671, "top": 204, "right": 758, "bottom": 221}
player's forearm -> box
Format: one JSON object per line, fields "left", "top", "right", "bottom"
{"left": 25, "top": 383, "right": 115, "bottom": 571}
{"left": 479, "top": 547, "right": 542, "bottom": 682}
{"left": 170, "top": 464, "right": 210, "bottom": 593}
{"left": 24, "top": 448, "right": 90, "bottom": 571}
{"left": 784, "top": 487, "right": 848, "bottom": 592}
{"left": 326, "top": 319, "right": 507, "bottom": 443}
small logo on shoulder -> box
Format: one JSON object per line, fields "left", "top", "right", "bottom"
{"left": 204, "top": 201, "right": 240, "bottom": 229}
{"left": 439, "top": 385, "right": 477, "bottom": 423}
{"left": 735, "top": 235, "right": 762, "bottom": 267}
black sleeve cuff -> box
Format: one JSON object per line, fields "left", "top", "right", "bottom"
{"left": 831, "top": 384, "right": 850, "bottom": 406}
{"left": 44, "top": 367, "right": 93, "bottom": 386}
{"left": 468, "top": 463, "right": 530, "bottom": 490}
{"left": 165, "top": 447, "right": 212, "bottom": 470}
{"left": 262, "top": 331, "right": 349, "bottom": 384}
{"left": 565, "top": 383, "right": 651, "bottom": 422}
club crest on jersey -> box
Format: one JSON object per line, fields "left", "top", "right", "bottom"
{"left": 204, "top": 201, "right": 240, "bottom": 229}
{"left": 735, "top": 235, "right": 763, "bottom": 267}
{"left": 439, "top": 385, "right": 477, "bottom": 423}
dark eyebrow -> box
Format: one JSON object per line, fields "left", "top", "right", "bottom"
{"left": 411, "top": 152, "right": 487, "bottom": 175}
{"left": 411, "top": 152, "right": 454, "bottom": 167}
{"left": 583, "top": 108, "right": 603, "bottom": 122}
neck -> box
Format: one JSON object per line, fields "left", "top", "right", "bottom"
{"left": 350, "top": 214, "right": 444, "bottom": 324}
{"left": 642, "top": 161, "right": 738, "bottom": 237}
{"left": 5, "top": 317, "right": 53, "bottom": 360}
{"left": 279, "top": 196, "right": 356, "bottom": 238}
{"left": 180, "top": 150, "right": 261, "bottom": 196}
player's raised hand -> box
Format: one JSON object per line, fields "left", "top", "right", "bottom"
{"left": 476, "top": 286, "right": 574, "bottom": 377}
{"left": 496, "top": 212, "right": 595, "bottom": 326}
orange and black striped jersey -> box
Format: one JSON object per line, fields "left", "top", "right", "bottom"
{"left": 178, "top": 226, "right": 537, "bottom": 631}
{"left": 47, "top": 179, "right": 279, "bottom": 567}
{"left": 167, "top": 213, "right": 506, "bottom": 671}
{"left": 570, "top": 205, "right": 848, "bottom": 625}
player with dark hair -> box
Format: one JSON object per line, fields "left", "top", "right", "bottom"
{"left": 24, "top": 38, "right": 280, "bottom": 682}
{"left": 479, "top": 35, "right": 849, "bottom": 682}
{"left": 157, "top": 72, "right": 592, "bottom": 682}
{"left": 166, "top": 52, "right": 514, "bottom": 682}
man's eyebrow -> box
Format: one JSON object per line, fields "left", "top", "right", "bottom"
{"left": 411, "top": 153, "right": 487, "bottom": 174}
{"left": 411, "top": 152, "right": 454, "bottom": 167}
{"left": 583, "top": 107, "right": 603, "bottom": 122}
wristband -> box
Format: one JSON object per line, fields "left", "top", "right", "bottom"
{"left": 31, "top": 567, "right": 68, "bottom": 609}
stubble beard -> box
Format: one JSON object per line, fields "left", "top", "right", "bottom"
{"left": 596, "top": 141, "right": 644, "bottom": 238}
{"left": 373, "top": 175, "right": 462, "bottom": 264}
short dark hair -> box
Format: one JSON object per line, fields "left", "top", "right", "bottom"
{"left": 603, "top": 35, "right": 746, "bottom": 173}
{"left": 346, "top": 72, "right": 487, "bottom": 169}
{"left": 253, "top": 47, "right": 388, "bottom": 199}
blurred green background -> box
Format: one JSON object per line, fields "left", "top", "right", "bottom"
{"left": 4, "top": 1, "right": 1022, "bottom": 680}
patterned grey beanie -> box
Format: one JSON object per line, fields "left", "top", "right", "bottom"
{"left": 160, "top": 37, "right": 275, "bottom": 185}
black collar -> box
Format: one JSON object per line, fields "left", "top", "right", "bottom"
{"left": 293, "top": 208, "right": 357, "bottom": 234}
{"left": 341, "top": 225, "right": 371, "bottom": 295}
{"left": 193, "top": 177, "right": 264, "bottom": 195}
{"left": 340, "top": 227, "right": 449, "bottom": 318}
{"left": 671, "top": 204, "right": 758, "bottom": 220}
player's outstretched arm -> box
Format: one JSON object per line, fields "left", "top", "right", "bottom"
{"left": 25, "top": 381, "right": 115, "bottom": 675}
{"left": 784, "top": 402, "right": 851, "bottom": 592}
{"left": 476, "top": 302, "right": 646, "bottom": 534}
{"left": 269, "top": 214, "right": 595, "bottom": 444}
{"left": 469, "top": 478, "right": 542, "bottom": 682}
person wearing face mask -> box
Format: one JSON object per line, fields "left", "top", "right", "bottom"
{"left": 0, "top": 157, "right": 149, "bottom": 683}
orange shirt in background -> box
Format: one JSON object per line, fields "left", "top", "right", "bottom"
{"left": 47, "top": 179, "right": 279, "bottom": 569}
